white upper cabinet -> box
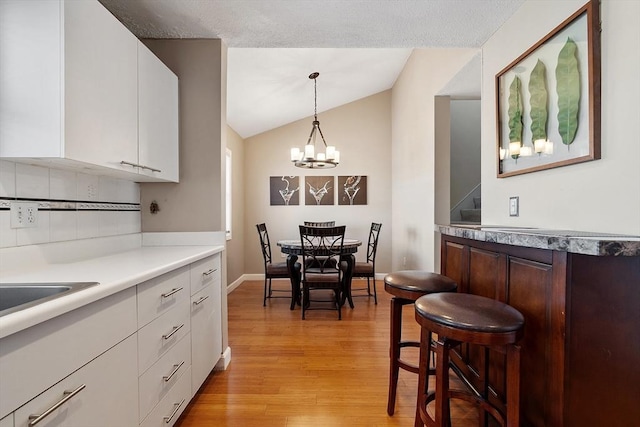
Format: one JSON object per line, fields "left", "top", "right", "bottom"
{"left": 138, "top": 42, "right": 179, "bottom": 182}
{"left": 0, "top": 0, "right": 179, "bottom": 183}
{"left": 64, "top": 0, "right": 139, "bottom": 173}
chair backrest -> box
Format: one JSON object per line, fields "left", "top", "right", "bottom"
{"left": 303, "top": 221, "right": 336, "bottom": 227}
{"left": 366, "top": 222, "right": 382, "bottom": 264}
{"left": 299, "top": 225, "right": 346, "bottom": 275}
{"left": 256, "top": 223, "right": 273, "bottom": 265}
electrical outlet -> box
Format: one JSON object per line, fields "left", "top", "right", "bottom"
{"left": 10, "top": 202, "right": 39, "bottom": 228}
{"left": 509, "top": 196, "right": 519, "bottom": 217}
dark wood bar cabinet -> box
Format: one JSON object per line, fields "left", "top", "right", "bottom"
{"left": 440, "top": 232, "right": 639, "bottom": 427}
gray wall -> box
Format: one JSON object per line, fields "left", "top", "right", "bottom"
{"left": 226, "top": 126, "right": 245, "bottom": 285}
{"left": 139, "top": 39, "right": 226, "bottom": 233}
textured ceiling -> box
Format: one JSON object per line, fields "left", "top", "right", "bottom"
{"left": 99, "top": 0, "right": 525, "bottom": 137}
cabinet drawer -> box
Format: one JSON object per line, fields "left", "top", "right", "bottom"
{"left": 13, "top": 334, "right": 138, "bottom": 427}
{"left": 190, "top": 255, "right": 220, "bottom": 296}
{"left": 139, "top": 334, "right": 191, "bottom": 422}
{"left": 0, "top": 287, "right": 137, "bottom": 419}
{"left": 140, "top": 366, "right": 191, "bottom": 427}
{"left": 137, "top": 266, "right": 190, "bottom": 328}
{"left": 138, "top": 302, "right": 190, "bottom": 373}
{"left": 191, "top": 282, "right": 222, "bottom": 394}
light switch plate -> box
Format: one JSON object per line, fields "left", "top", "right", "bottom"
{"left": 509, "top": 197, "right": 519, "bottom": 217}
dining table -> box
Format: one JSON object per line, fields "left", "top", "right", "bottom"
{"left": 276, "top": 238, "right": 362, "bottom": 310}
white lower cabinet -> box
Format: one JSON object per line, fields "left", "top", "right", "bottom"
{"left": 140, "top": 367, "right": 192, "bottom": 427}
{"left": 1, "top": 251, "right": 224, "bottom": 427}
{"left": 14, "top": 334, "right": 138, "bottom": 427}
{"left": 191, "top": 278, "right": 222, "bottom": 393}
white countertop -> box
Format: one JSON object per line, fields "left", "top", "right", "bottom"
{"left": 0, "top": 234, "right": 224, "bottom": 339}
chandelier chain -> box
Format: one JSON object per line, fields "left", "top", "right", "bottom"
{"left": 314, "top": 77, "right": 318, "bottom": 120}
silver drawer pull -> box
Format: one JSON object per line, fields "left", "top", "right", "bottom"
{"left": 161, "top": 287, "right": 183, "bottom": 298}
{"left": 28, "top": 384, "right": 86, "bottom": 426}
{"left": 163, "top": 398, "right": 185, "bottom": 423}
{"left": 202, "top": 268, "right": 217, "bottom": 276}
{"left": 163, "top": 360, "right": 185, "bottom": 382}
{"left": 162, "top": 323, "right": 184, "bottom": 340}
{"left": 193, "top": 295, "right": 210, "bottom": 306}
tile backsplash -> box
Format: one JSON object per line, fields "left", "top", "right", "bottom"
{"left": 0, "top": 161, "right": 141, "bottom": 248}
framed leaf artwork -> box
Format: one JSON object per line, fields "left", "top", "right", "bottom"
{"left": 496, "top": 0, "right": 600, "bottom": 177}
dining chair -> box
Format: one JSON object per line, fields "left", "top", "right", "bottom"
{"left": 299, "top": 225, "right": 346, "bottom": 319}
{"left": 352, "top": 222, "right": 382, "bottom": 304}
{"left": 256, "top": 223, "right": 300, "bottom": 306}
{"left": 303, "top": 221, "right": 336, "bottom": 227}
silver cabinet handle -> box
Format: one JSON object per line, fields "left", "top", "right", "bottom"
{"left": 193, "top": 295, "right": 210, "bottom": 306}
{"left": 163, "top": 360, "right": 185, "bottom": 382}
{"left": 140, "top": 164, "right": 162, "bottom": 173}
{"left": 161, "top": 287, "right": 183, "bottom": 298}
{"left": 120, "top": 160, "right": 140, "bottom": 168}
{"left": 162, "top": 323, "right": 184, "bottom": 340}
{"left": 163, "top": 398, "right": 185, "bottom": 423}
{"left": 28, "top": 384, "right": 86, "bottom": 426}
{"left": 120, "top": 161, "right": 161, "bottom": 173}
{"left": 202, "top": 268, "right": 217, "bottom": 276}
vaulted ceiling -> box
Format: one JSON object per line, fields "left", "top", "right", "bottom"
{"left": 99, "top": 0, "right": 525, "bottom": 138}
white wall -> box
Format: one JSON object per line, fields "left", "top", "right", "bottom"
{"left": 243, "top": 91, "right": 393, "bottom": 275}
{"left": 482, "top": 0, "right": 640, "bottom": 234}
{"left": 226, "top": 126, "right": 245, "bottom": 284}
{"left": 450, "top": 99, "right": 481, "bottom": 206}
{"left": 391, "top": 48, "right": 478, "bottom": 272}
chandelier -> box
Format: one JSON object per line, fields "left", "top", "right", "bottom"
{"left": 290, "top": 72, "right": 339, "bottom": 169}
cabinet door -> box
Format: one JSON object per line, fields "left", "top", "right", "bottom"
{"left": 64, "top": 0, "right": 138, "bottom": 172}
{"left": 0, "top": 413, "right": 13, "bottom": 427}
{"left": 138, "top": 42, "right": 179, "bottom": 182}
{"left": 505, "top": 256, "right": 553, "bottom": 427}
{"left": 0, "top": 0, "right": 63, "bottom": 158}
{"left": 14, "top": 334, "right": 138, "bottom": 427}
{"left": 191, "top": 280, "right": 222, "bottom": 394}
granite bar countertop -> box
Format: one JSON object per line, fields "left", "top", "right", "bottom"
{"left": 438, "top": 225, "right": 640, "bottom": 257}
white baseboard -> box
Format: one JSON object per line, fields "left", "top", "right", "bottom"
{"left": 214, "top": 346, "right": 232, "bottom": 371}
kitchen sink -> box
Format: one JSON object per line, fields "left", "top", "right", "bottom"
{"left": 0, "top": 282, "right": 99, "bottom": 317}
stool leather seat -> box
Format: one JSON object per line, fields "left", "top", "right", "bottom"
{"left": 384, "top": 271, "right": 457, "bottom": 301}
{"left": 414, "top": 293, "right": 525, "bottom": 427}
{"left": 415, "top": 293, "right": 524, "bottom": 335}
{"left": 384, "top": 270, "right": 458, "bottom": 416}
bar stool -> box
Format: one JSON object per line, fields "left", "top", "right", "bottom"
{"left": 414, "top": 293, "right": 525, "bottom": 427}
{"left": 384, "top": 271, "right": 458, "bottom": 416}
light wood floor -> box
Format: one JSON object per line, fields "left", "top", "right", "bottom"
{"left": 175, "top": 280, "right": 478, "bottom": 427}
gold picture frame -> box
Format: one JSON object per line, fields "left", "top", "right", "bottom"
{"left": 496, "top": 0, "right": 601, "bottom": 177}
